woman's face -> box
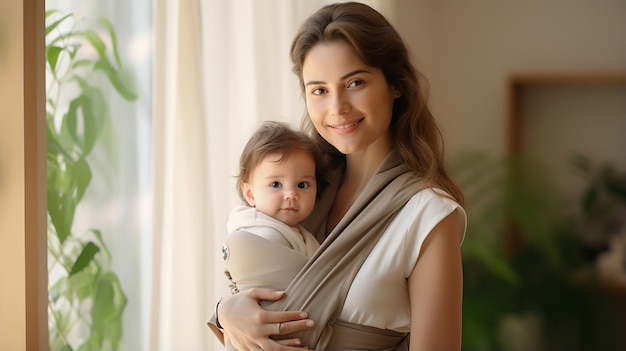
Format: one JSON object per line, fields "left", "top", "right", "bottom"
{"left": 302, "top": 40, "right": 399, "bottom": 157}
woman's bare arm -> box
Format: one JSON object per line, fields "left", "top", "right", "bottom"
{"left": 218, "top": 288, "right": 315, "bottom": 350}
{"left": 408, "top": 209, "right": 464, "bottom": 351}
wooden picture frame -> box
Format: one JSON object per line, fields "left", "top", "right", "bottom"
{"left": 506, "top": 73, "right": 626, "bottom": 155}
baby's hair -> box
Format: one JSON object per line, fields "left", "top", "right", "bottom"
{"left": 236, "top": 121, "right": 326, "bottom": 204}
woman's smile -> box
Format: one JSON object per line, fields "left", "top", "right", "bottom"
{"left": 328, "top": 118, "right": 364, "bottom": 133}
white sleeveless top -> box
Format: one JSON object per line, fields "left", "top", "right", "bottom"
{"left": 338, "top": 188, "right": 466, "bottom": 332}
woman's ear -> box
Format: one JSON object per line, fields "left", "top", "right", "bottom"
{"left": 389, "top": 84, "right": 402, "bottom": 99}
{"left": 241, "top": 182, "right": 255, "bottom": 207}
{"left": 393, "top": 86, "right": 401, "bottom": 99}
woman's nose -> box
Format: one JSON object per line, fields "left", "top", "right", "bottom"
{"left": 331, "top": 91, "right": 350, "bottom": 115}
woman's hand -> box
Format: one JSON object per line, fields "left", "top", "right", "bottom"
{"left": 219, "top": 288, "right": 315, "bottom": 350}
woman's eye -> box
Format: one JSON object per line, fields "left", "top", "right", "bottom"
{"left": 348, "top": 80, "right": 363, "bottom": 88}
{"left": 312, "top": 87, "right": 327, "bottom": 95}
{"left": 270, "top": 182, "right": 282, "bottom": 188}
{"left": 297, "top": 182, "right": 310, "bottom": 189}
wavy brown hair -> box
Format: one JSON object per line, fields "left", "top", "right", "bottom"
{"left": 291, "top": 2, "right": 464, "bottom": 205}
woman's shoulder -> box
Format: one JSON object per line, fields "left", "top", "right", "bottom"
{"left": 373, "top": 187, "right": 466, "bottom": 275}
{"left": 400, "top": 187, "right": 466, "bottom": 243}
{"left": 408, "top": 187, "right": 462, "bottom": 208}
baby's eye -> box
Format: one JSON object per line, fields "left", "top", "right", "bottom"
{"left": 270, "top": 181, "right": 282, "bottom": 188}
{"left": 348, "top": 80, "right": 363, "bottom": 88}
{"left": 311, "top": 87, "right": 327, "bottom": 95}
{"left": 297, "top": 182, "right": 310, "bottom": 189}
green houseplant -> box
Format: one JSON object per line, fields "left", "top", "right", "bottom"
{"left": 454, "top": 151, "right": 626, "bottom": 351}
{"left": 46, "top": 9, "right": 137, "bottom": 351}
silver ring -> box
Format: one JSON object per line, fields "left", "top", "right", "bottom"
{"left": 277, "top": 322, "right": 284, "bottom": 335}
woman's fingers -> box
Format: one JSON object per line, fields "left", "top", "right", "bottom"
{"left": 248, "top": 287, "right": 287, "bottom": 301}
{"left": 219, "top": 289, "right": 315, "bottom": 350}
{"left": 274, "top": 338, "right": 303, "bottom": 347}
{"left": 261, "top": 338, "right": 311, "bottom": 351}
{"left": 262, "top": 309, "right": 314, "bottom": 336}
{"left": 268, "top": 318, "right": 315, "bottom": 336}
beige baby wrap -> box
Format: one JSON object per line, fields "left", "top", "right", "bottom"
{"left": 210, "top": 151, "right": 425, "bottom": 350}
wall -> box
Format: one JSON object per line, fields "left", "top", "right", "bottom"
{"left": 393, "top": 0, "right": 626, "bottom": 156}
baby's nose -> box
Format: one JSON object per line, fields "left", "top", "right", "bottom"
{"left": 284, "top": 190, "right": 298, "bottom": 200}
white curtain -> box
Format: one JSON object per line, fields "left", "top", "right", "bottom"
{"left": 151, "top": 1, "right": 389, "bottom": 350}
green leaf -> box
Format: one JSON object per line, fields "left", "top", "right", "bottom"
{"left": 71, "top": 59, "right": 93, "bottom": 69}
{"left": 47, "top": 188, "right": 76, "bottom": 245}
{"left": 77, "top": 98, "right": 94, "bottom": 148}
{"left": 67, "top": 43, "right": 80, "bottom": 60}
{"left": 94, "top": 59, "right": 138, "bottom": 101}
{"left": 46, "top": 13, "right": 73, "bottom": 36}
{"left": 77, "top": 337, "right": 100, "bottom": 351}
{"left": 76, "top": 332, "right": 102, "bottom": 351}
{"left": 71, "top": 266, "right": 96, "bottom": 300}
{"left": 46, "top": 46, "right": 63, "bottom": 73}
{"left": 81, "top": 29, "right": 107, "bottom": 62}
{"left": 79, "top": 90, "right": 100, "bottom": 155}
{"left": 47, "top": 31, "right": 80, "bottom": 49}
{"left": 72, "top": 158, "right": 92, "bottom": 203}
{"left": 99, "top": 17, "right": 122, "bottom": 67}
{"left": 47, "top": 116, "right": 74, "bottom": 163}
{"left": 45, "top": 9, "right": 60, "bottom": 18}
{"left": 91, "top": 273, "right": 126, "bottom": 345}
{"left": 90, "top": 229, "right": 112, "bottom": 262}
{"left": 463, "top": 239, "right": 520, "bottom": 286}
{"left": 103, "top": 272, "right": 128, "bottom": 350}
{"left": 61, "top": 97, "right": 81, "bottom": 152}
{"left": 59, "top": 93, "right": 101, "bottom": 157}
{"left": 69, "top": 241, "right": 100, "bottom": 276}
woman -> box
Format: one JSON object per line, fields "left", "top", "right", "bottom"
{"left": 212, "top": 2, "right": 466, "bottom": 350}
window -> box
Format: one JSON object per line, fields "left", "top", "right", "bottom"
{"left": 46, "top": 1, "right": 152, "bottom": 350}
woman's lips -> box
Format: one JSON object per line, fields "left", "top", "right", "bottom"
{"left": 329, "top": 118, "right": 364, "bottom": 134}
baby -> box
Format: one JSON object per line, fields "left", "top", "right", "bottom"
{"left": 221, "top": 121, "right": 323, "bottom": 293}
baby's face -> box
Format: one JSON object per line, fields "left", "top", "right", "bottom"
{"left": 242, "top": 150, "right": 317, "bottom": 227}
